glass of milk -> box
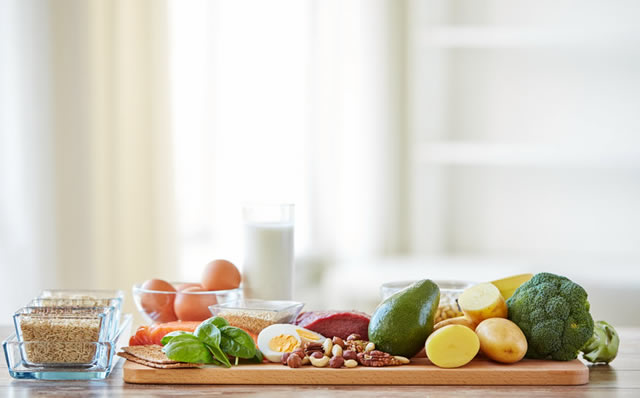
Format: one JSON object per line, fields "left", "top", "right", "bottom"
{"left": 242, "top": 203, "right": 294, "bottom": 300}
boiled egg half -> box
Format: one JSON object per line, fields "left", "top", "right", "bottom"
{"left": 257, "top": 324, "right": 325, "bottom": 362}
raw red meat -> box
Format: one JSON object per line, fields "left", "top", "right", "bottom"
{"left": 294, "top": 311, "right": 371, "bottom": 340}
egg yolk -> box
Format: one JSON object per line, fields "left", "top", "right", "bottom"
{"left": 268, "top": 334, "right": 300, "bottom": 352}
{"left": 296, "top": 329, "right": 320, "bottom": 341}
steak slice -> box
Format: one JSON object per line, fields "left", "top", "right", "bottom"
{"left": 295, "top": 311, "right": 370, "bottom": 340}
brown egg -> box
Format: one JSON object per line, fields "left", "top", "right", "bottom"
{"left": 174, "top": 286, "right": 218, "bottom": 321}
{"left": 175, "top": 282, "right": 203, "bottom": 291}
{"left": 140, "top": 279, "right": 178, "bottom": 323}
{"left": 201, "top": 259, "right": 242, "bottom": 291}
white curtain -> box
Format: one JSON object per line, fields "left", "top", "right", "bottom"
{"left": 0, "top": 0, "right": 176, "bottom": 318}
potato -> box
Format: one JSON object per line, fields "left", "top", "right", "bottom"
{"left": 433, "top": 315, "right": 477, "bottom": 332}
{"left": 475, "top": 318, "right": 528, "bottom": 364}
{"left": 458, "top": 283, "right": 507, "bottom": 324}
{"left": 425, "top": 325, "right": 480, "bottom": 368}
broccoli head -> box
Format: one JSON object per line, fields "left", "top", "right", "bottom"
{"left": 507, "top": 272, "right": 594, "bottom": 361}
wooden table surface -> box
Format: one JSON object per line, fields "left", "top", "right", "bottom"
{"left": 2, "top": 326, "right": 639, "bottom": 397}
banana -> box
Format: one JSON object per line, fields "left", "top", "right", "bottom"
{"left": 490, "top": 273, "right": 534, "bottom": 300}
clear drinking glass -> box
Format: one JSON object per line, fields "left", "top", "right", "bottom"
{"left": 242, "top": 203, "right": 294, "bottom": 300}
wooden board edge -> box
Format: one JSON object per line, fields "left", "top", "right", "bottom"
{"left": 122, "top": 359, "right": 590, "bottom": 386}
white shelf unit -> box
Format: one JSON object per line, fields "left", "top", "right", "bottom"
{"left": 406, "top": 0, "right": 640, "bottom": 264}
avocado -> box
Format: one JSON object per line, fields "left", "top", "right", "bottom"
{"left": 368, "top": 279, "right": 440, "bottom": 357}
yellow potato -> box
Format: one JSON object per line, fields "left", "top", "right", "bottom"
{"left": 425, "top": 325, "right": 480, "bottom": 368}
{"left": 475, "top": 318, "right": 528, "bottom": 364}
{"left": 433, "top": 315, "right": 477, "bottom": 332}
{"left": 458, "top": 283, "right": 507, "bottom": 324}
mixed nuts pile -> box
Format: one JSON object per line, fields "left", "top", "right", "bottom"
{"left": 281, "top": 333, "right": 410, "bottom": 369}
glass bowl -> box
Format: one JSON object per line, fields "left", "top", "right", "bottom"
{"left": 379, "top": 280, "right": 473, "bottom": 324}
{"left": 209, "top": 299, "right": 305, "bottom": 335}
{"left": 132, "top": 282, "right": 243, "bottom": 324}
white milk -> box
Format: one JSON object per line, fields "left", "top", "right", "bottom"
{"left": 243, "top": 222, "right": 294, "bottom": 300}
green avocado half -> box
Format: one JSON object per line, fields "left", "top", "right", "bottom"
{"left": 368, "top": 279, "right": 440, "bottom": 358}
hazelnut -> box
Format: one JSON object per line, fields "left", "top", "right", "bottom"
{"left": 329, "top": 356, "right": 344, "bottom": 368}
{"left": 346, "top": 333, "right": 361, "bottom": 341}
{"left": 281, "top": 352, "right": 291, "bottom": 365}
{"left": 292, "top": 348, "right": 305, "bottom": 359}
{"left": 311, "top": 351, "right": 325, "bottom": 359}
{"left": 332, "top": 336, "right": 345, "bottom": 348}
{"left": 287, "top": 353, "right": 302, "bottom": 368}
{"left": 343, "top": 350, "right": 357, "bottom": 361}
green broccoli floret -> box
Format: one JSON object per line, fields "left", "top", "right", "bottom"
{"left": 507, "top": 272, "right": 594, "bottom": 361}
{"left": 582, "top": 321, "right": 619, "bottom": 364}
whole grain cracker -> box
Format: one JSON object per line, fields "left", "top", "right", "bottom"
{"left": 121, "top": 345, "right": 178, "bottom": 364}
{"left": 117, "top": 352, "right": 202, "bottom": 369}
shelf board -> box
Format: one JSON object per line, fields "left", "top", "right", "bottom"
{"left": 418, "top": 26, "right": 640, "bottom": 48}
{"left": 414, "top": 141, "right": 640, "bottom": 168}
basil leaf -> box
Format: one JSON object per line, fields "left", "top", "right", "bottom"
{"left": 160, "top": 331, "right": 191, "bottom": 346}
{"left": 162, "top": 334, "right": 213, "bottom": 364}
{"left": 207, "top": 342, "right": 231, "bottom": 368}
{"left": 194, "top": 320, "right": 221, "bottom": 348}
{"left": 220, "top": 326, "right": 256, "bottom": 359}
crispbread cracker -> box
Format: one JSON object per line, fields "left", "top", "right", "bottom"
{"left": 121, "top": 345, "right": 177, "bottom": 364}
{"left": 117, "top": 352, "right": 202, "bottom": 369}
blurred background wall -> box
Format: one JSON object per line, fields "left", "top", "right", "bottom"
{"left": 1, "top": 0, "right": 639, "bottom": 325}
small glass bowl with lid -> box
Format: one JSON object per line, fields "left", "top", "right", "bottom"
{"left": 380, "top": 280, "right": 473, "bottom": 324}
{"left": 209, "top": 299, "right": 305, "bottom": 335}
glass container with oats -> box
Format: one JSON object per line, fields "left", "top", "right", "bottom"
{"left": 209, "top": 299, "right": 305, "bottom": 335}
{"left": 380, "top": 280, "right": 472, "bottom": 324}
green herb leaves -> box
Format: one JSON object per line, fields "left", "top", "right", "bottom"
{"left": 162, "top": 334, "right": 214, "bottom": 364}
{"left": 161, "top": 316, "right": 260, "bottom": 367}
{"left": 220, "top": 326, "right": 257, "bottom": 359}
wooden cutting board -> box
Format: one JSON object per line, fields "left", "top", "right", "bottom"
{"left": 123, "top": 357, "right": 589, "bottom": 385}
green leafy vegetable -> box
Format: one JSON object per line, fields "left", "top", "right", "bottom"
{"left": 220, "top": 326, "right": 257, "bottom": 359}
{"left": 207, "top": 340, "right": 232, "bottom": 368}
{"left": 158, "top": 316, "right": 259, "bottom": 367}
{"left": 582, "top": 320, "right": 619, "bottom": 364}
{"left": 162, "top": 334, "right": 214, "bottom": 364}
{"left": 195, "top": 319, "right": 222, "bottom": 348}
{"left": 208, "top": 316, "right": 229, "bottom": 328}
{"left": 160, "top": 331, "right": 191, "bottom": 346}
